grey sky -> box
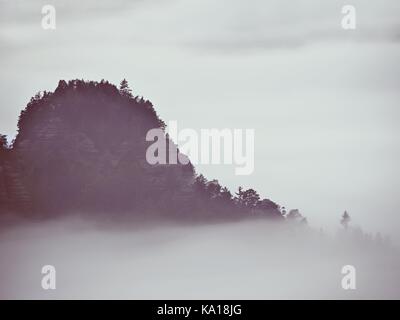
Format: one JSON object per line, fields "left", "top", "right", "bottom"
{"left": 0, "top": 0, "right": 399, "bottom": 239}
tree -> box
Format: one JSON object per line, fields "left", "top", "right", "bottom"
{"left": 341, "top": 211, "right": 351, "bottom": 229}
{"left": 0, "top": 135, "right": 8, "bottom": 153}
{"left": 194, "top": 174, "right": 207, "bottom": 193}
{"left": 0, "top": 135, "right": 6, "bottom": 146}
{"left": 255, "top": 198, "right": 282, "bottom": 219}
{"left": 235, "top": 187, "right": 260, "bottom": 210}
{"left": 286, "top": 209, "right": 302, "bottom": 221}
{"left": 220, "top": 187, "right": 232, "bottom": 202}
{"left": 55, "top": 80, "right": 67, "bottom": 94}
{"left": 257, "top": 198, "right": 279, "bottom": 211}
{"left": 119, "top": 79, "right": 132, "bottom": 97}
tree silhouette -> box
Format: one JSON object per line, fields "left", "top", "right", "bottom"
{"left": 119, "top": 79, "right": 132, "bottom": 98}
{"left": 286, "top": 209, "right": 302, "bottom": 221}
{"left": 341, "top": 211, "right": 351, "bottom": 229}
{"left": 220, "top": 187, "right": 232, "bottom": 202}
{"left": 0, "top": 135, "right": 7, "bottom": 151}
{"left": 300, "top": 217, "right": 308, "bottom": 225}
{"left": 235, "top": 187, "right": 260, "bottom": 210}
{"left": 257, "top": 198, "right": 279, "bottom": 211}
{"left": 194, "top": 174, "right": 207, "bottom": 194}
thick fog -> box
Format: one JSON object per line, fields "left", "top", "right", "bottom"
{"left": 1, "top": 217, "right": 399, "bottom": 299}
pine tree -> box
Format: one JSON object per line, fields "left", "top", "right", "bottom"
{"left": 119, "top": 79, "right": 132, "bottom": 98}
{"left": 341, "top": 211, "right": 351, "bottom": 229}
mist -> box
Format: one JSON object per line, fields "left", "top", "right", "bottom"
{"left": 1, "top": 217, "right": 399, "bottom": 299}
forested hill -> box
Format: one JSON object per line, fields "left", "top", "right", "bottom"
{"left": 0, "top": 79, "right": 285, "bottom": 222}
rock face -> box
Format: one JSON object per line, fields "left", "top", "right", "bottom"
{"left": 1, "top": 80, "right": 195, "bottom": 217}
{"left": 0, "top": 79, "right": 282, "bottom": 221}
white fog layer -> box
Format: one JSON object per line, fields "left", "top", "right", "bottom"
{"left": 1, "top": 218, "right": 399, "bottom": 299}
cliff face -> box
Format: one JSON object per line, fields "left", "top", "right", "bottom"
{"left": 1, "top": 80, "right": 195, "bottom": 217}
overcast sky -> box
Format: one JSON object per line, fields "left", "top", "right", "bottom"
{"left": 1, "top": 0, "right": 399, "bottom": 239}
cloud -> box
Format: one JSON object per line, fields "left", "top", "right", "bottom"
{"left": 2, "top": 0, "right": 400, "bottom": 54}
{"left": 169, "top": 0, "right": 400, "bottom": 51}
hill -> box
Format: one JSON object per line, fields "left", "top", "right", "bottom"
{"left": 0, "top": 79, "right": 282, "bottom": 221}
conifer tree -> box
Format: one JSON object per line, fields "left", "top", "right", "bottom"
{"left": 341, "top": 211, "right": 351, "bottom": 229}
{"left": 119, "top": 79, "right": 132, "bottom": 97}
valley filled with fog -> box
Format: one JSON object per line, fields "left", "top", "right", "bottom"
{"left": 1, "top": 217, "right": 399, "bottom": 299}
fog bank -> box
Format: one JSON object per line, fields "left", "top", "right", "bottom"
{"left": 0, "top": 217, "right": 399, "bottom": 299}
